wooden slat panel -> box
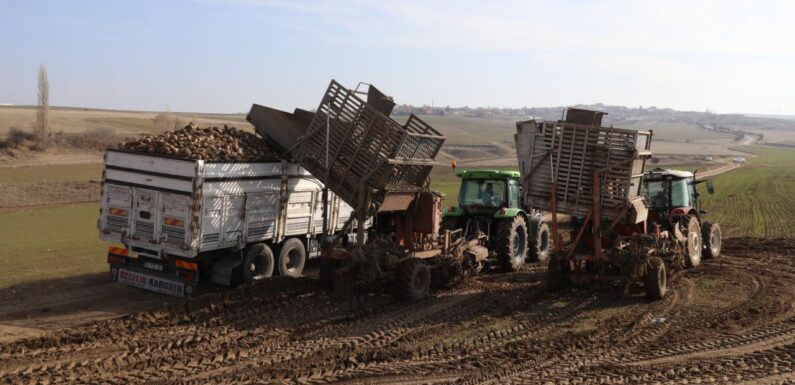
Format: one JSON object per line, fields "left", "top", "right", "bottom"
{"left": 293, "top": 80, "right": 445, "bottom": 208}
{"left": 515, "top": 119, "right": 652, "bottom": 219}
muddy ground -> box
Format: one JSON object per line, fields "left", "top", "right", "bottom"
{"left": 0, "top": 238, "right": 793, "bottom": 384}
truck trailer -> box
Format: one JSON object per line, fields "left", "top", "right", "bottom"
{"left": 98, "top": 149, "right": 358, "bottom": 297}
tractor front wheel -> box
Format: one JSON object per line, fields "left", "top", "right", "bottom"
{"left": 397, "top": 258, "right": 431, "bottom": 301}
{"left": 685, "top": 216, "right": 702, "bottom": 268}
{"left": 644, "top": 258, "right": 667, "bottom": 300}
{"left": 496, "top": 216, "right": 529, "bottom": 272}
{"left": 702, "top": 222, "right": 721, "bottom": 259}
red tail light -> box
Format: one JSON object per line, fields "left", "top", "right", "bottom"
{"left": 107, "top": 254, "right": 126, "bottom": 265}
{"left": 178, "top": 270, "right": 195, "bottom": 281}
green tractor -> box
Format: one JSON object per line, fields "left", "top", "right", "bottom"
{"left": 442, "top": 169, "right": 551, "bottom": 272}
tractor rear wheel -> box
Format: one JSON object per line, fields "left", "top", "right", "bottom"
{"left": 685, "top": 216, "right": 702, "bottom": 268}
{"left": 528, "top": 221, "right": 550, "bottom": 263}
{"left": 702, "top": 222, "right": 721, "bottom": 259}
{"left": 644, "top": 258, "right": 667, "bottom": 300}
{"left": 397, "top": 258, "right": 431, "bottom": 301}
{"left": 496, "top": 216, "right": 529, "bottom": 272}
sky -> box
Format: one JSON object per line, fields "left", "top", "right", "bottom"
{"left": 1, "top": 0, "right": 794, "bottom": 114}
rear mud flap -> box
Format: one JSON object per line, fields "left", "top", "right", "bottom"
{"left": 211, "top": 258, "right": 241, "bottom": 286}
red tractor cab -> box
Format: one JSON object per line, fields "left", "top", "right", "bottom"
{"left": 642, "top": 168, "right": 721, "bottom": 266}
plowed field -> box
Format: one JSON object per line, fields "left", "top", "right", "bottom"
{"left": 1, "top": 238, "right": 793, "bottom": 384}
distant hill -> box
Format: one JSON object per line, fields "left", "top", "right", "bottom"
{"left": 3, "top": 103, "right": 794, "bottom": 166}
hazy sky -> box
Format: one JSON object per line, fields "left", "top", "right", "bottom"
{"left": 1, "top": 0, "right": 794, "bottom": 114}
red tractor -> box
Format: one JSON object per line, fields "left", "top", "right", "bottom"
{"left": 642, "top": 168, "right": 721, "bottom": 266}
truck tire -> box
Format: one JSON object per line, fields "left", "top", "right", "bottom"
{"left": 644, "top": 258, "right": 667, "bottom": 300}
{"left": 278, "top": 238, "right": 306, "bottom": 278}
{"left": 685, "top": 216, "right": 702, "bottom": 268}
{"left": 528, "top": 221, "right": 550, "bottom": 263}
{"left": 702, "top": 222, "right": 721, "bottom": 259}
{"left": 397, "top": 258, "right": 431, "bottom": 301}
{"left": 496, "top": 216, "right": 529, "bottom": 272}
{"left": 237, "top": 243, "right": 275, "bottom": 285}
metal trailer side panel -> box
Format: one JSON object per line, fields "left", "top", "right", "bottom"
{"left": 99, "top": 151, "right": 359, "bottom": 261}
{"left": 105, "top": 150, "right": 198, "bottom": 178}
{"left": 197, "top": 176, "right": 346, "bottom": 253}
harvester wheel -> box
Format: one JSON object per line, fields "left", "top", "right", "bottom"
{"left": 496, "top": 216, "right": 529, "bottom": 272}
{"left": 547, "top": 254, "right": 570, "bottom": 292}
{"left": 702, "top": 222, "right": 721, "bottom": 259}
{"left": 397, "top": 258, "right": 431, "bottom": 300}
{"left": 529, "top": 221, "right": 550, "bottom": 263}
{"left": 431, "top": 259, "right": 464, "bottom": 289}
{"left": 278, "top": 238, "right": 306, "bottom": 278}
{"left": 685, "top": 216, "right": 702, "bottom": 268}
{"left": 644, "top": 258, "right": 667, "bottom": 300}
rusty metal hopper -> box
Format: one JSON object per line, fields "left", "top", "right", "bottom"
{"left": 246, "top": 104, "right": 313, "bottom": 156}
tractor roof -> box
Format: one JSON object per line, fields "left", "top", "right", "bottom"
{"left": 644, "top": 168, "right": 694, "bottom": 179}
{"left": 456, "top": 169, "right": 520, "bottom": 179}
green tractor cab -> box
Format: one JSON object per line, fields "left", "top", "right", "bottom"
{"left": 443, "top": 169, "right": 550, "bottom": 272}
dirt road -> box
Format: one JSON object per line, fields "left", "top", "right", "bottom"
{"left": 696, "top": 162, "right": 741, "bottom": 180}
{"left": 0, "top": 238, "right": 792, "bottom": 384}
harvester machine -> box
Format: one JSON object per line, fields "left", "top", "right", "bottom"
{"left": 247, "top": 80, "right": 478, "bottom": 299}
{"left": 515, "top": 108, "right": 711, "bottom": 299}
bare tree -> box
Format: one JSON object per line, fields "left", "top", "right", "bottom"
{"left": 34, "top": 64, "right": 50, "bottom": 148}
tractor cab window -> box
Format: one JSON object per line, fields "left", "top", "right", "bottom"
{"left": 508, "top": 180, "right": 520, "bottom": 208}
{"left": 670, "top": 178, "right": 692, "bottom": 207}
{"left": 460, "top": 179, "right": 506, "bottom": 207}
{"left": 645, "top": 179, "right": 669, "bottom": 208}
{"left": 644, "top": 178, "right": 692, "bottom": 208}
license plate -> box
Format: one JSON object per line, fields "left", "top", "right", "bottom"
{"left": 143, "top": 261, "right": 163, "bottom": 271}
{"left": 117, "top": 268, "right": 184, "bottom": 297}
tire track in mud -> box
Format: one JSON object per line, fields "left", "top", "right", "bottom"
{"left": 2, "top": 239, "right": 794, "bottom": 384}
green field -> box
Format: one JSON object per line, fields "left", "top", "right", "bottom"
{"left": 0, "top": 203, "right": 108, "bottom": 288}
{"left": 0, "top": 163, "right": 102, "bottom": 183}
{"left": 699, "top": 146, "right": 795, "bottom": 238}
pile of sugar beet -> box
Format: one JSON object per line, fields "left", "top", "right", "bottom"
{"left": 116, "top": 123, "right": 280, "bottom": 162}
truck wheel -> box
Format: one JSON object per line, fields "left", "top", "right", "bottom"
{"left": 644, "top": 258, "right": 667, "bottom": 300}
{"left": 496, "top": 216, "right": 528, "bottom": 272}
{"left": 237, "top": 243, "right": 275, "bottom": 285}
{"left": 528, "top": 221, "right": 550, "bottom": 263}
{"left": 397, "top": 258, "right": 431, "bottom": 300}
{"left": 685, "top": 216, "right": 702, "bottom": 268}
{"left": 702, "top": 222, "right": 721, "bottom": 259}
{"left": 547, "top": 253, "right": 570, "bottom": 292}
{"left": 278, "top": 238, "right": 306, "bottom": 278}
